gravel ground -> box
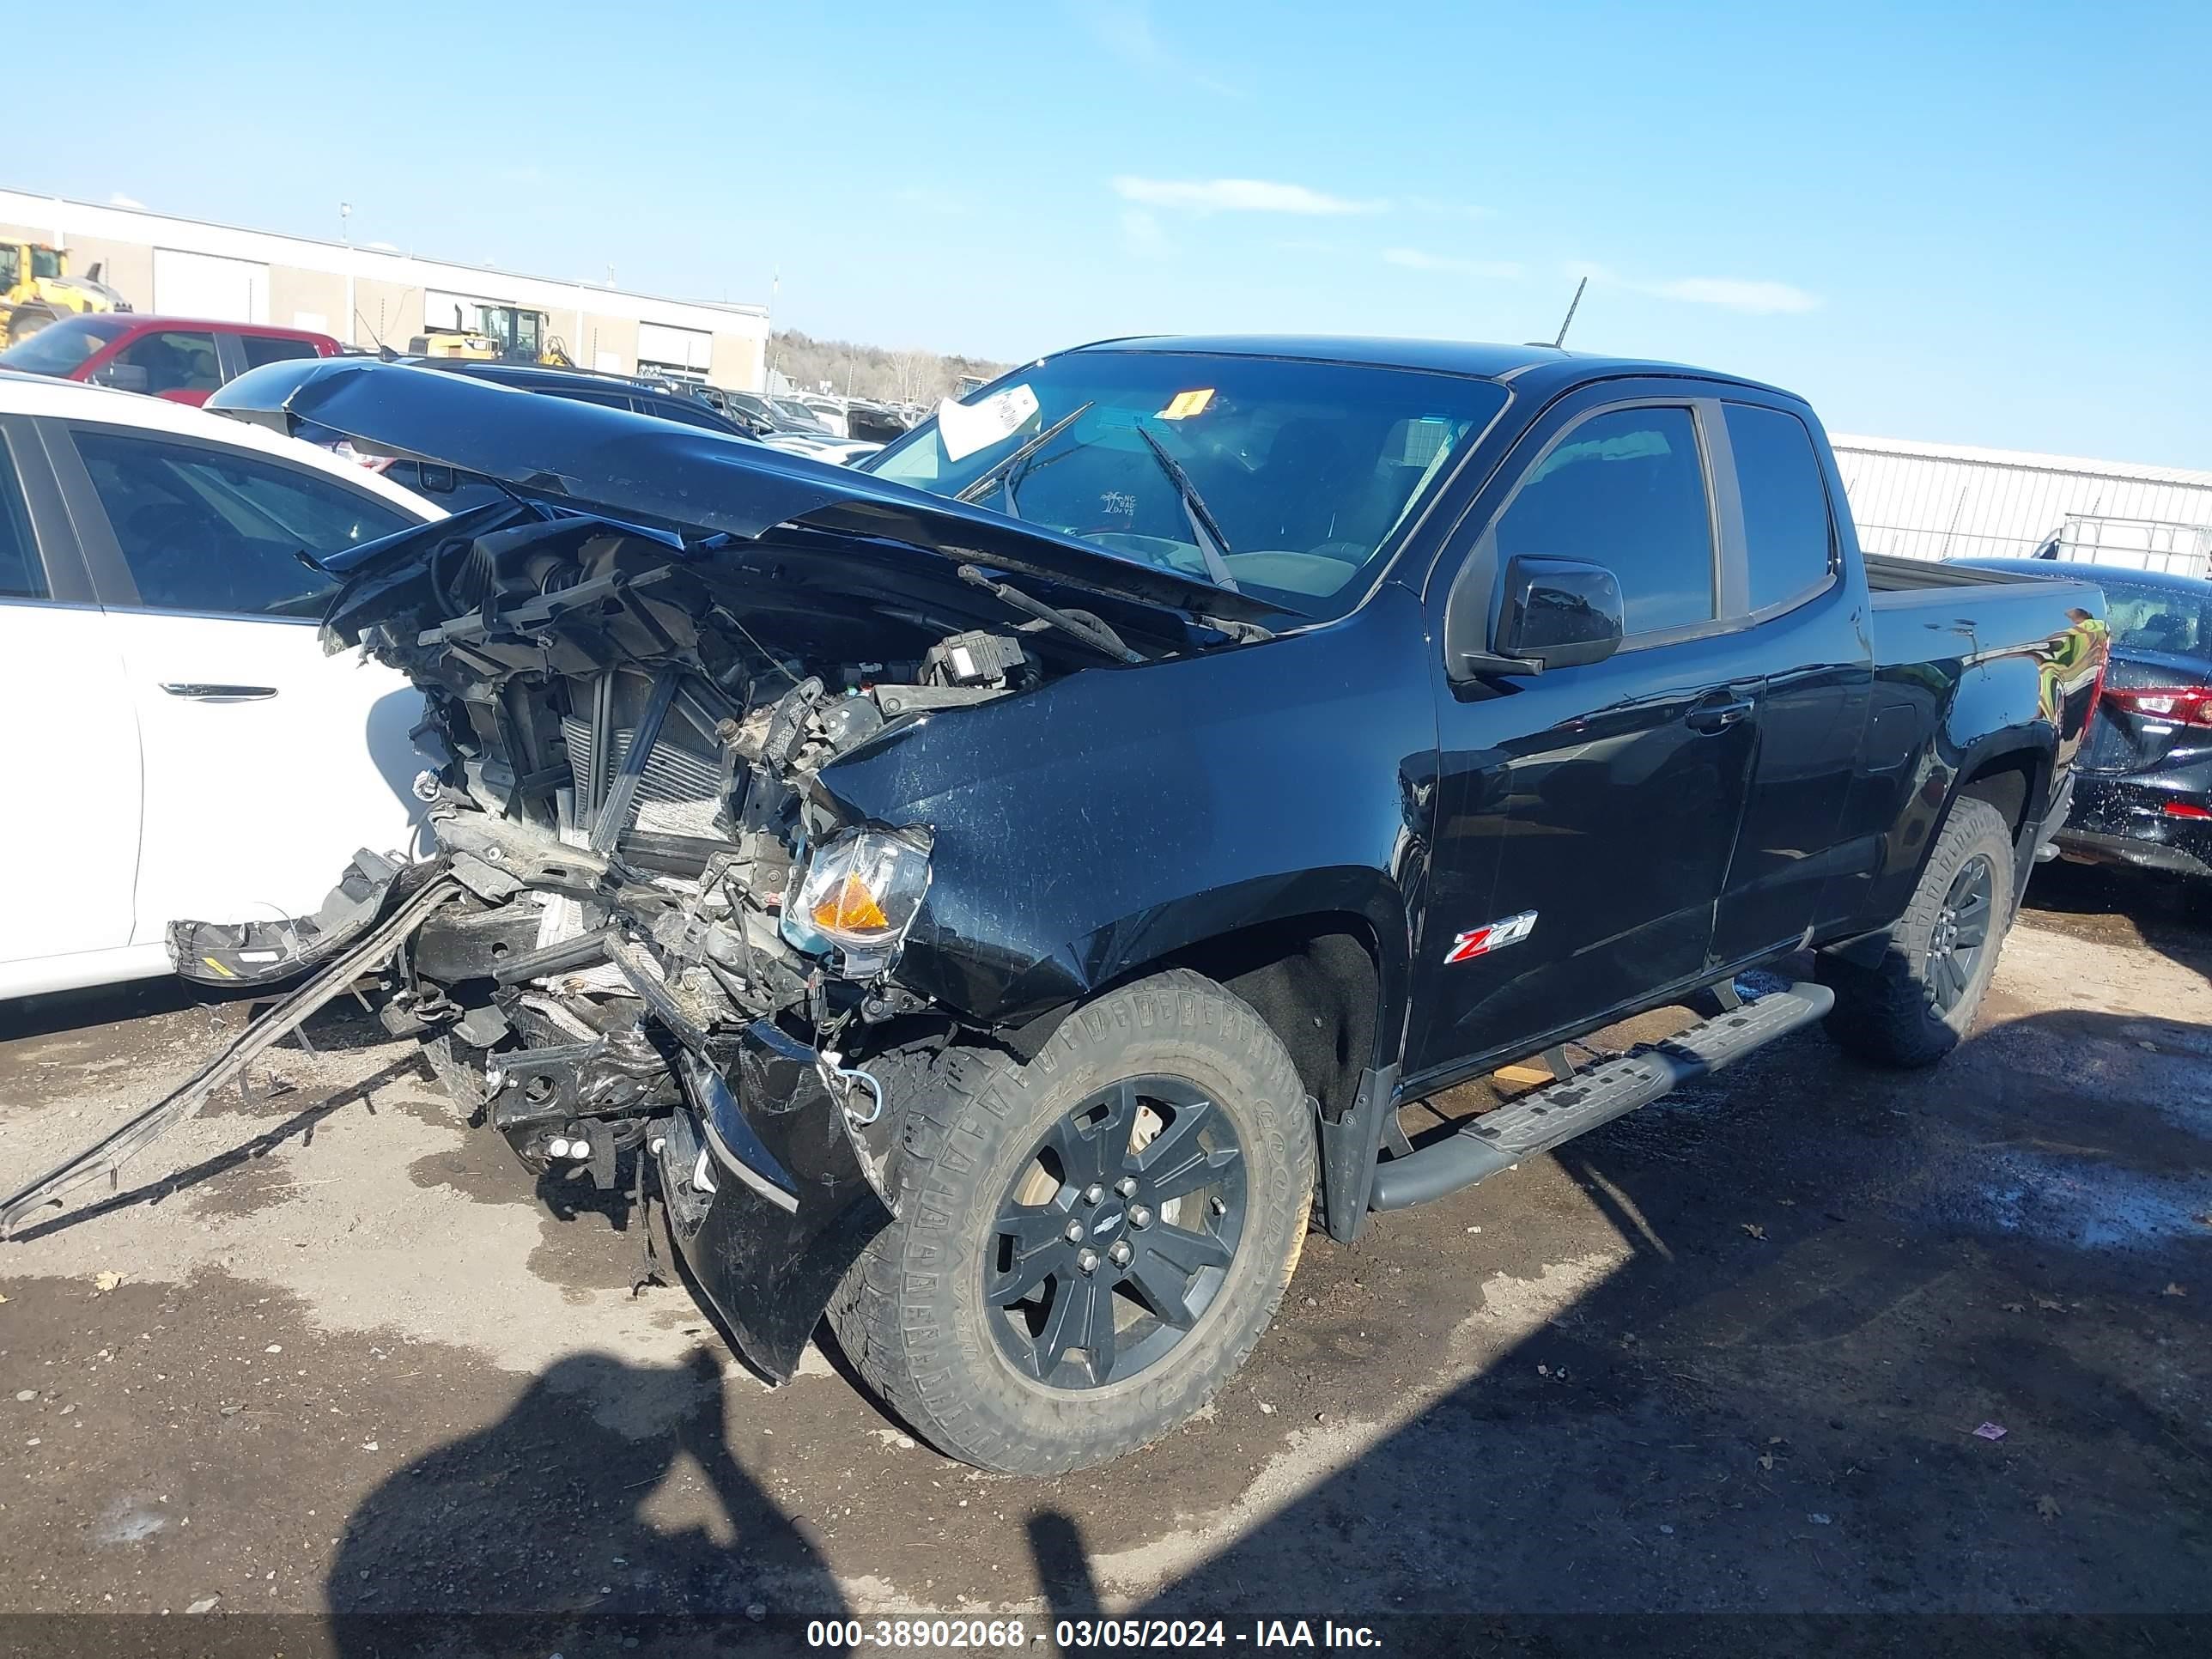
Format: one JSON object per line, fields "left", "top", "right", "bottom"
{"left": 0, "top": 861, "right": 2205, "bottom": 1656}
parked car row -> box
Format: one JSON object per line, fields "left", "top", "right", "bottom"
{"left": 0, "top": 314, "right": 893, "bottom": 466}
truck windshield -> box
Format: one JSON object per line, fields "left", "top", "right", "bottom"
{"left": 866, "top": 349, "right": 1510, "bottom": 617}
{"left": 0, "top": 314, "right": 132, "bottom": 376}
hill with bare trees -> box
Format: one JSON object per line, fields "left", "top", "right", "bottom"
{"left": 766, "top": 329, "right": 1012, "bottom": 405}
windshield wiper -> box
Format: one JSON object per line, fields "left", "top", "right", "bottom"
{"left": 953, "top": 402, "right": 1094, "bottom": 511}
{"left": 1133, "top": 425, "right": 1238, "bottom": 592}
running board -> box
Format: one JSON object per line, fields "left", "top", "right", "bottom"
{"left": 1367, "top": 981, "right": 1833, "bottom": 1212}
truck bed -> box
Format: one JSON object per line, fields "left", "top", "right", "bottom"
{"left": 1867, "top": 555, "right": 2104, "bottom": 669}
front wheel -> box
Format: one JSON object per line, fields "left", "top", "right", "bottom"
{"left": 5, "top": 304, "right": 58, "bottom": 344}
{"left": 1820, "top": 795, "right": 2016, "bottom": 1067}
{"left": 828, "top": 969, "right": 1315, "bottom": 1474}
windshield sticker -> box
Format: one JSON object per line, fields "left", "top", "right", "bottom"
{"left": 937, "top": 384, "right": 1042, "bottom": 463}
{"left": 1158, "top": 388, "right": 1216, "bottom": 421}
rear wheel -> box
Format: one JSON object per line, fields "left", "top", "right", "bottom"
{"left": 1820, "top": 796, "right": 2015, "bottom": 1067}
{"left": 828, "top": 969, "right": 1315, "bottom": 1474}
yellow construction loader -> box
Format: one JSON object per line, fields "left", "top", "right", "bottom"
{"left": 408, "top": 303, "right": 574, "bottom": 367}
{"left": 0, "top": 241, "right": 131, "bottom": 343}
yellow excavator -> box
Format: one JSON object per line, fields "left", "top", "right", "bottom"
{"left": 408, "top": 303, "right": 575, "bottom": 366}
{"left": 0, "top": 240, "right": 131, "bottom": 344}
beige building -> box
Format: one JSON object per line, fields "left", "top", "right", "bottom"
{"left": 0, "top": 188, "right": 769, "bottom": 390}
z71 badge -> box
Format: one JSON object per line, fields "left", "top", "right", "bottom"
{"left": 1443, "top": 909, "right": 1538, "bottom": 964}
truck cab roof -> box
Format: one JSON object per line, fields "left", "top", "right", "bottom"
{"left": 1062, "top": 333, "right": 1797, "bottom": 400}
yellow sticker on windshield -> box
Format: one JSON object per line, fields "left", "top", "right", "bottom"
{"left": 1158, "top": 388, "right": 1215, "bottom": 420}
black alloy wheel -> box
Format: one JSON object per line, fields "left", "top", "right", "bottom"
{"left": 1925, "top": 852, "right": 1996, "bottom": 1013}
{"left": 984, "top": 1075, "right": 1247, "bottom": 1390}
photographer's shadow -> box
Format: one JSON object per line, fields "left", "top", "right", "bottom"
{"left": 329, "top": 1346, "right": 845, "bottom": 1645}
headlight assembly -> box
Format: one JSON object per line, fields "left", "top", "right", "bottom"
{"left": 782, "top": 824, "right": 933, "bottom": 974}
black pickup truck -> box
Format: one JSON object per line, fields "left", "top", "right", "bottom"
{"left": 4, "top": 340, "right": 2106, "bottom": 1475}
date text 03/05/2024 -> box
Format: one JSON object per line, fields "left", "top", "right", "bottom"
{"left": 804, "top": 1618, "right": 1383, "bottom": 1649}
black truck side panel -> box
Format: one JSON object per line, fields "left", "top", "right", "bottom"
{"left": 1822, "top": 580, "right": 2105, "bottom": 940}
{"left": 817, "top": 583, "right": 1441, "bottom": 1055}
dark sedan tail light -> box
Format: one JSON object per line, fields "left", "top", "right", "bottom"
{"left": 2101, "top": 685, "right": 2212, "bottom": 727}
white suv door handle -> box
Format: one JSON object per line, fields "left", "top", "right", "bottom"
{"left": 160, "top": 683, "right": 279, "bottom": 702}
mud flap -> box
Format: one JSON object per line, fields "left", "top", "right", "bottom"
{"left": 659, "top": 1022, "right": 892, "bottom": 1382}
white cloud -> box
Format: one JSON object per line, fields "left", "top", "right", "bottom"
{"left": 1073, "top": 0, "right": 1243, "bottom": 97}
{"left": 1112, "top": 176, "right": 1386, "bottom": 216}
{"left": 1405, "top": 197, "right": 1494, "bottom": 222}
{"left": 1121, "top": 208, "right": 1171, "bottom": 258}
{"left": 1647, "top": 276, "right": 1820, "bottom": 314}
{"left": 108, "top": 192, "right": 144, "bottom": 210}
{"left": 1572, "top": 262, "right": 1820, "bottom": 316}
{"left": 895, "top": 185, "right": 974, "bottom": 217}
{"left": 1384, "top": 246, "right": 1525, "bottom": 280}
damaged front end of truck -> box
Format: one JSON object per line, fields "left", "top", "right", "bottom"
{"left": 0, "top": 359, "right": 1282, "bottom": 1380}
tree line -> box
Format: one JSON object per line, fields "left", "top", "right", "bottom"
{"left": 767, "top": 328, "right": 1012, "bottom": 406}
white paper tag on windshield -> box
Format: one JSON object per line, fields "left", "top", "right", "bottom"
{"left": 937, "top": 384, "right": 1041, "bottom": 463}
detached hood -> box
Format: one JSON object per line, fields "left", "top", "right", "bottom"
{"left": 206, "top": 358, "right": 1284, "bottom": 628}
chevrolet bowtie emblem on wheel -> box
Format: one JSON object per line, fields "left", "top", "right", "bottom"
{"left": 1443, "top": 909, "right": 1538, "bottom": 964}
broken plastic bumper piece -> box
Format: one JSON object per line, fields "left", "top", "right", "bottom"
{"left": 659, "top": 1021, "right": 892, "bottom": 1382}
{"left": 167, "top": 849, "right": 412, "bottom": 987}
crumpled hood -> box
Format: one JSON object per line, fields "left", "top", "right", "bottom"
{"left": 206, "top": 357, "right": 1285, "bottom": 627}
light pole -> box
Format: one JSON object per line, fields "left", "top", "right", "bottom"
{"left": 339, "top": 202, "right": 355, "bottom": 349}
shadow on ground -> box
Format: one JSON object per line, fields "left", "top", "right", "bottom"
{"left": 300, "top": 998, "right": 2209, "bottom": 1656}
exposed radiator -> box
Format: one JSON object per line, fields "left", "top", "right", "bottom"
{"left": 560, "top": 717, "right": 724, "bottom": 840}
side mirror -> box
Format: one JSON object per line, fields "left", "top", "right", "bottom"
{"left": 1497, "top": 556, "right": 1623, "bottom": 670}
{"left": 93, "top": 362, "right": 150, "bottom": 393}
{"left": 1455, "top": 555, "right": 1624, "bottom": 678}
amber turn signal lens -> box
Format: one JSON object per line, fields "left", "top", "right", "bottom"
{"left": 811, "top": 872, "right": 890, "bottom": 933}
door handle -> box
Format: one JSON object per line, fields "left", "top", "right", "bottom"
{"left": 1685, "top": 696, "right": 1753, "bottom": 734}
{"left": 160, "top": 683, "right": 279, "bottom": 702}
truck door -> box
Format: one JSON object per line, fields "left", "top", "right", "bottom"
{"left": 1409, "top": 391, "right": 1767, "bottom": 1080}
{"left": 1705, "top": 398, "right": 1870, "bottom": 963}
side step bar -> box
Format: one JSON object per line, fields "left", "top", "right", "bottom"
{"left": 1368, "top": 980, "right": 1833, "bottom": 1212}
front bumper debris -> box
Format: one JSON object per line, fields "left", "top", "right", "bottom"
{"left": 660, "top": 1023, "right": 894, "bottom": 1381}
{"left": 167, "top": 849, "right": 411, "bottom": 987}
{"left": 0, "top": 866, "right": 462, "bottom": 1236}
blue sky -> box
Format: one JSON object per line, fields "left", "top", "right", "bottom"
{"left": 17, "top": 0, "right": 2209, "bottom": 465}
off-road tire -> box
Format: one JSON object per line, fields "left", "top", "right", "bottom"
{"left": 4, "top": 304, "right": 57, "bottom": 345}
{"left": 1819, "top": 796, "right": 2015, "bottom": 1067}
{"left": 827, "top": 969, "right": 1316, "bottom": 1475}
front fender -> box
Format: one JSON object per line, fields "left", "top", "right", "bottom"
{"left": 817, "top": 589, "right": 1438, "bottom": 1048}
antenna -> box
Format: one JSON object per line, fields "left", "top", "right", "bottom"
{"left": 1552, "top": 276, "right": 1588, "bottom": 349}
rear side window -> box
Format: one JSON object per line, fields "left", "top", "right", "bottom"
{"left": 2094, "top": 580, "right": 2209, "bottom": 658}
{"left": 1724, "top": 404, "right": 1834, "bottom": 611}
{"left": 107, "top": 330, "right": 223, "bottom": 397}
{"left": 0, "top": 444, "right": 45, "bottom": 600}
{"left": 1492, "top": 405, "right": 1716, "bottom": 635}
{"left": 240, "top": 334, "right": 321, "bottom": 368}
{"left": 73, "top": 429, "right": 413, "bottom": 617}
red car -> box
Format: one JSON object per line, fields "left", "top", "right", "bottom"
{"left": 0, "top": 313, "right": 344, "bottom": 405}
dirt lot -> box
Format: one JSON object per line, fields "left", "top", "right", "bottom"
{"left": 0, "top": 862, "right": 2206, "bottom": 1656}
